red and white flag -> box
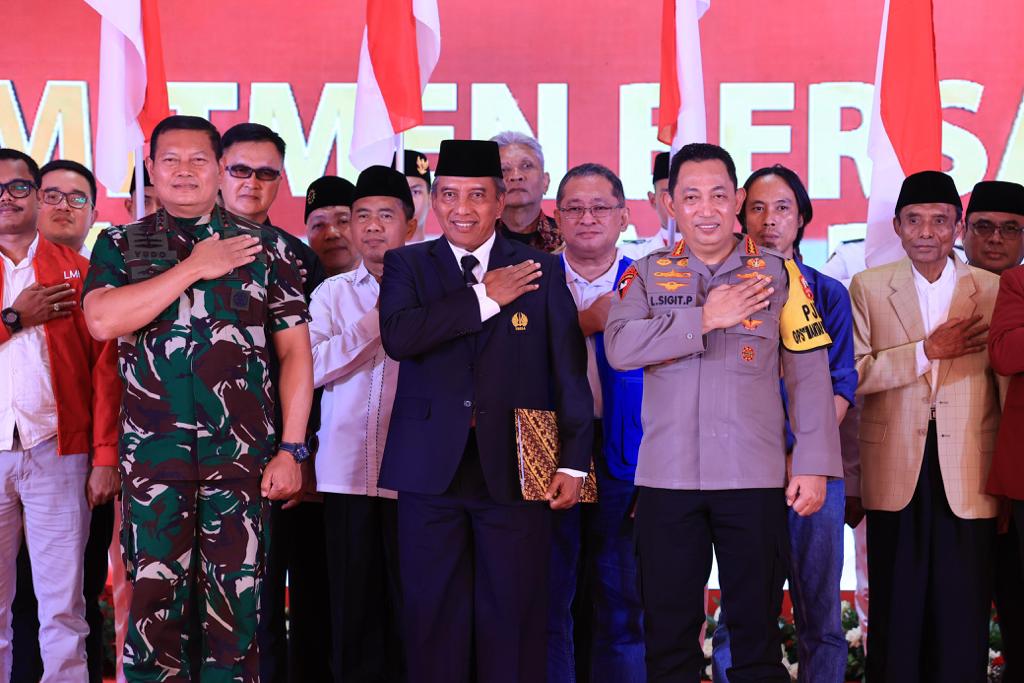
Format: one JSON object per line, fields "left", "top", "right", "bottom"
{"left": 84, "top": 0, "right": 169, "bottom": 194}
{"left": 349, "top": 0, "right": 441, "bottom": 171}
{"left": 657, "top": 0, "right": 710, "bottom": 151}
{"left": 864, "top": 0, "right": 942, "bottom": 267}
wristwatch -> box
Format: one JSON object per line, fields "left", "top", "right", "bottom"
{"left": 2, "top": 308, "right": 22, "bottom": 334}
{"left": 278, "top": 441, "right": 311, "bottom": 464}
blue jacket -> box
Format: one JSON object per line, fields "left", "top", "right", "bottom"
{"left": 563, "top": 255, "right": 644, "bottom": 482}
{"left": 782, "top": 259, "right": 857, "bottom": 452}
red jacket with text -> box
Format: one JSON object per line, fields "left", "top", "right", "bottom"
{"left": 987, "top": 265, "right": 1024, "bottom": 501}
{"left": 0, "top": 237, "right": 120, "bottom": 466}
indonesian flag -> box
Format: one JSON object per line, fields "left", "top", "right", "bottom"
{"left": 349, "top": 0, "right": 441, "bottom": 171}
{"left": 864, "top": 0, "right": 942, "bottom": 267}
{"left": 84, "top": 0, "right": 170, "bottom": 193}
{"left": 657, "top": 0, "right": 710, "bottom": 150}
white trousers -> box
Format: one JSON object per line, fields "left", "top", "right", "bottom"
{"left": 0, "top": 437, "right": 90, "bottom": 682}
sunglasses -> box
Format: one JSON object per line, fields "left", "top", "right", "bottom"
{"left": 227, "top": 164, "right": 282, "bottom": 181}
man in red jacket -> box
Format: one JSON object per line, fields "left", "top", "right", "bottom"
{"left": 0, "top": 147, "right": 120, "bottom": 681}
{"left": 981, "top": 180, "right": 1024, "bottom": 683}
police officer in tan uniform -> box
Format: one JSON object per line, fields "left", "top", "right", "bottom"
{"left": 605, "top": 143, "right": 842, "bottom": 683}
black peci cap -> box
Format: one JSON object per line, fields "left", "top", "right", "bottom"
{"left": 305, "top": 176, "right": 356, "bottom": 222}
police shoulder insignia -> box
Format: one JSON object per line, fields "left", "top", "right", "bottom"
{"left": 744, "top": 236, "right": 760, "bottom": 255}
{"left": 780, "top": 259, "right": 832, "bottom": 352}
{"left": 670, "top": 239, "right": 687, "bottom": 257}
{"left": 617, "top": 264, "right": 639, "bottom": 299}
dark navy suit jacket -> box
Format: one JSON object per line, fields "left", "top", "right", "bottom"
{"left": 378, "top": 233, "right": 594, "bottom": 504}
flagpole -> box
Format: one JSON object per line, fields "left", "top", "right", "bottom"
{"left": 395, "top": 133, "right": 405, "bottom": 173}
{"left": 134, "top": 143, "right": 146, "bottom": 220}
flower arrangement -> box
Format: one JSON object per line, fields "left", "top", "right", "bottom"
{"left": 701, "top": 601, "right": 1007, "bottom": 682}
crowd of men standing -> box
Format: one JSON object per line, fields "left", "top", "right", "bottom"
{"left": 0, "top": 111, "right": 1022, "bottom": 683}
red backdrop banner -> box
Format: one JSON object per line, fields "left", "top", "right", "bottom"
{"left": 2, "top": 0, "right": 1022, "bottom": 260}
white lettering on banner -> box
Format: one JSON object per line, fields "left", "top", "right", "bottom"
{"left": 63, "top": 269, "right": 80, "bottom": 279}
{"left": 941, "top": 79, "right": 987, "bottom": 192}
{"left": 470, "top": 83, "right": 568, "bottom": 199}
{"left": 249, "top": 82, "right": 357, "bottom": 196}
{"left": 807, "top": 82, "right": 873, "bottom": 199}
{"left": 719, "top": 82, "right": 795, "bottom": 185}
{"left": 168, "top": 82, "right": 239, "bottom": 120}
{"left": 403, "top": 83, "right": 458, "bottom": 155}
{"left": 0, "top": 80, "right": 92, "bottom": 168}
{"left": 998, "top": 90, "right": 1024, "bottom": 182}
{"left": 3, "top": 78, "right": 1019, "bottom": 217}
{"left": 619, "top": 83, "right": 668, "bottom": 200}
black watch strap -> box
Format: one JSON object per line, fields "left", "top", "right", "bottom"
{"left": 2, "top": 307, "right": 22, "bottom": 334}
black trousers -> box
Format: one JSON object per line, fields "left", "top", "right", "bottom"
{"left": 866, "top": 421, "right": 996, "bottom": 683}
{"left": 399, "top": 431, "right": 551, "bottom": 683}
{"left": 258, "top": 500, "right": 333, "bottom": 683}
{"left": 12, "top": 501, "right": 114, "bottom": 683}
{"left": 997, "top": 507, "right": 1024, "bottom": 683}
{"left": 634, "top": 485, "right": 790, "bottom": 683}
{"left": 323, "top": 493, "right": 403, "bottom": 683}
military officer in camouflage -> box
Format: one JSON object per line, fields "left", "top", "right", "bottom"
{"left": 605, "top": 143, "right": 843, "bottom": 683}
{"left": 82, "top": 115, "right": 313, "bottom": 682}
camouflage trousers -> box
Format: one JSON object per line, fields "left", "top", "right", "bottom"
{"left": 120, "top": 477, "right": 268, "bottom": 683}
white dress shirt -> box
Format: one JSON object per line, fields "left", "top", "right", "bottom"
{"left": 563, "top": 250, "right": 622, "bottom": 419}
{"left": 912, "top": 256, "right": 958, "bottom": 402}
{"left": 309, "top": 262, "right": 396, "bottom": 498}
{"left": 0, "top": 234, "right": 58, "bottom": 451}
{"left": 451, "top": 232, "right": 586, "bottom": 480}
{"left": 446, "top": 232, "right": 501, "bottom": 322}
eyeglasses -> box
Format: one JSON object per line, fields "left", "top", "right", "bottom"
{"left": 968, "top": 220, "right": 1023, "bottom": 240}
{"left": 557, "top": 204, "right": 624, "bottom": 222}
{"left": 226, "top": 164, "right": 282, "bottom": 181}
{"left": 41, "top": 188, "right": 91, "bottom": 209}
{"left": 0, "top": 179, "right": 35, "bottom": 199}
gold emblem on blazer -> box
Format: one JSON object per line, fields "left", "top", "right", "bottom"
{"left": 655, "top": 281, "right": 688, "bottom": 292}
{"left": 512, "top": 312, "right": 529, "bottom": 331}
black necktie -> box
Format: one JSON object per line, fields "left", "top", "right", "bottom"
{"left": 461, "top": 254, "right": 480, "bottom": 286}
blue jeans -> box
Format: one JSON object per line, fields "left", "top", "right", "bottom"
{"left": 548, "top": 456, "right": 645, "bottom": 683}
{"left": 713, "top": 478, "right": 846, "bottom": 683}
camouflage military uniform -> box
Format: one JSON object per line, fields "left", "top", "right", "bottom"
{"left": 83, "top": 207, "right": 310, "bottom": 682}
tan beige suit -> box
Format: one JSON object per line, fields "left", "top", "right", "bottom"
{"left": 849, "top": 257, "right": 1001, "bottom": 519}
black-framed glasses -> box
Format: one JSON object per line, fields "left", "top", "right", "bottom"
{"left": 0, "top": 179, "right": 35, "bottom": 199}
{"left": 557, "top": 204, "right": 624, "bottom": 221}
{"left": 41, "top": 188, "right": 91, "bottom": 209}
{"left": 968, "top": 219, "right": 1023, "bottom": 240}
{"left": 227, "top": 164, "right": 282, "bottom": 181}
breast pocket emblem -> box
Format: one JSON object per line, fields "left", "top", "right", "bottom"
{"left": 512, "top": 312, "right": 529, "bottom": 332}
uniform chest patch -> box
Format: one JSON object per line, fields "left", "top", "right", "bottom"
{"left": 230, "top": 290, "right": 252, "bottom": 310}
